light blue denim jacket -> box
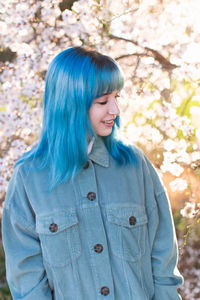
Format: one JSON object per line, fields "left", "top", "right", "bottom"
{"left": 2, "top": 136, "right": 183, "bottom": 300}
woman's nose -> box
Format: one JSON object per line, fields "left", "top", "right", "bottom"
{"left": 108, "top": 99, "right": 120, "bottom": 115}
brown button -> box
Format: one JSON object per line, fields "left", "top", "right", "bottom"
{"left": 49, "top": 223, "right": 58, "bottom": 232}
{"left": 100, "top": 286, "right": 110, "bottom": 296}
{"left": 129, "top": 216, "right": 136, "bottom": 225}
{"left": 87, "top": 192, "right": 96, "bottom": 201}
{"left": 83, "top": 161, "right": 89, "bottom": 169}
{"left": 94, "top": 244, "right": 103, "bottom": 253}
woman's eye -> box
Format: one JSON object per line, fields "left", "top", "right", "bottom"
{"left": 98, "top": 101, "right": 107, "bottom": 105}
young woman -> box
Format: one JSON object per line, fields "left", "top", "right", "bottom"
{"left": 2, "top": 47, "right": 183, "bottom": 300}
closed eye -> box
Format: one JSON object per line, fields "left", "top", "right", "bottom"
{"left": 98, "top": 101, "right": 107, "bottom": 105}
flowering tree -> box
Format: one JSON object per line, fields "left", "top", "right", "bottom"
{"left": 0, "top": 1, "right": 200, "bottom": 297}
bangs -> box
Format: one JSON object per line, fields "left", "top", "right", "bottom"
{"left": 92, "top": 61, "right": 124, "bottom": 99}
{"left": 68, "top": 47, "right": 124, "bottom": 103}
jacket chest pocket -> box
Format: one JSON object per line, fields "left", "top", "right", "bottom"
{"left": 36, "top": 210, "right": 81, "bottom": 267}
{"left": 106, "top": 206, "right": 148, "bottom": 262}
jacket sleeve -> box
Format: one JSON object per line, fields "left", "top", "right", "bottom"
{"left": 143, "top": 156, "right": 183, "bottom": 300}
{"left": 1, "top": 166, "right": 52, "bottom": 300}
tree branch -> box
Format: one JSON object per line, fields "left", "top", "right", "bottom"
{"left": 109, "top": 34, "right": 179, "bottom": 71}
{"left": 115, "top": 53, "right": 150, "bottom": 60}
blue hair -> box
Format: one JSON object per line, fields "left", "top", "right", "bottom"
{"left": 16, "top": 47, "right": 137, "bottom": 191}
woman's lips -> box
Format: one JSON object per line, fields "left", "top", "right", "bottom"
{"left": 102, "top": 120, "right": 114, "bottom": 127}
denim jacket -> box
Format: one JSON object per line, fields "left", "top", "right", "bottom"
{"left": 2, "top": 136, "right": 183, "bottom": 300}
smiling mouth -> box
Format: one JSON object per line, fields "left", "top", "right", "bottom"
{"left": 103, "top": 119, "right": 114, "bottom": 124}
{"left": 102, "top": 120, "right": 114, "bottom": 127}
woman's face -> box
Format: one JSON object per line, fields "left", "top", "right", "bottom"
{"left": 89, "top": 90, "right": 120, "bottom": 136}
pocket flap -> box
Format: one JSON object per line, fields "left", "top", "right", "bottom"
{"left": 106, "top": 205, "right": 147, "bottom": 228}
{"left": 36, "top": 209, "right": 78, "bottom": 235}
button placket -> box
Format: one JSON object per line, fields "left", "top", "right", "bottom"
{"left": 77, "top": 162, "right": 114, "bottom": 298}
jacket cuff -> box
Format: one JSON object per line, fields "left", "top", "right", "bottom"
{"left": 153, "top": 283, "right": 182, "bottom": 300}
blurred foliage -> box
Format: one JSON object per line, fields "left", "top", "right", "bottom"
{"left": 0, "top": 47, "right": 16, "bottom": 63}
{"left": 0, "top": 241, "right": 11, "bottom": 299}
{"left": 59, "top": 0, "right": 78, "bottom": 11}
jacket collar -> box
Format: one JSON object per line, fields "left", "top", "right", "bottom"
{"left": 88, "top": 136, "right": 109, "bottom": 168}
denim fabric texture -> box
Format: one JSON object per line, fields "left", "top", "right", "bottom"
{"left": 2, "top": 136, "right": 183, "bottom": 300}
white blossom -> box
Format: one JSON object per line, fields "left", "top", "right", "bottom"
{"left": 180, "top": 202, "right": 196, "bottom": 219}
{"left": 170, "top": 178, "right": 188, "bottom": 192}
